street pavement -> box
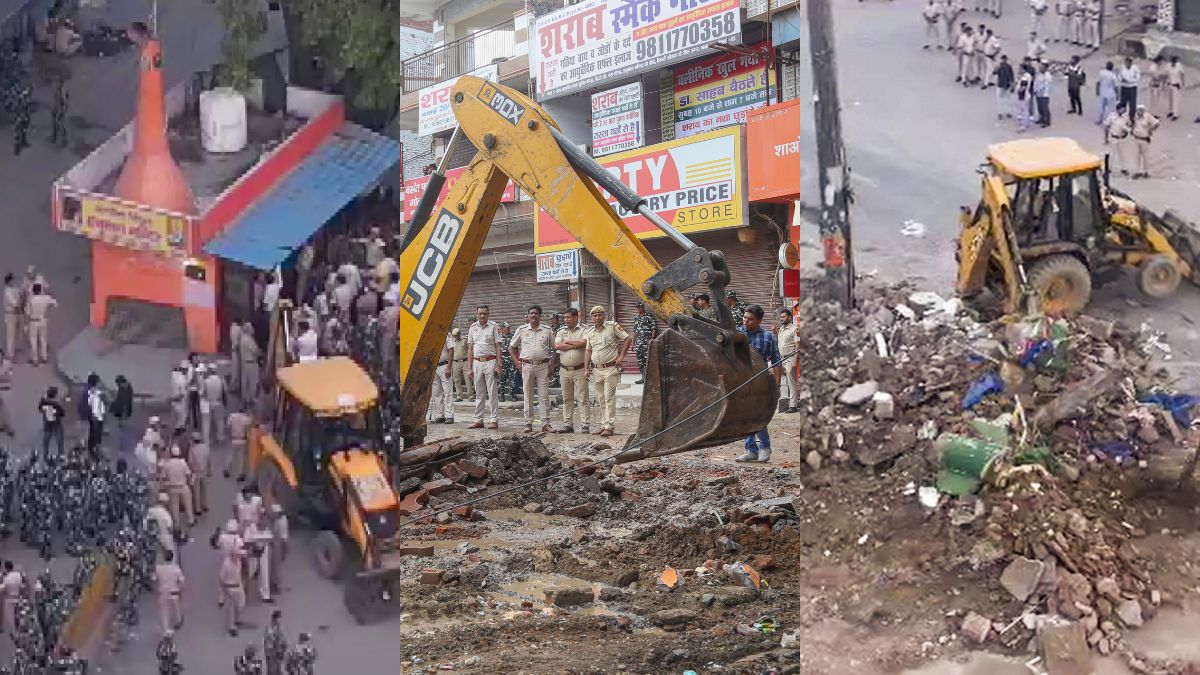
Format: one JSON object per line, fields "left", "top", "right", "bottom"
{"left": 790, "top": 1, "right": 1200, "bottom": 388}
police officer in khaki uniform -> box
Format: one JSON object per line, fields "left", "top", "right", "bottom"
{"left": 554, "top": 308, "right": 591, "bottom": 434}
{"left": 155, "top": 549, "right": 185, "bottom": 634}
{"left": 1167, "top": 56, "right": 1185, "bottom": 121}
{"left": 162, "top": 445, "right": 194, "bottom": 530}
{"left": 2, "top": 274, "right": 21, "bottom": 360}
{"left": 583, "top": 306, "right": 631, "bottom": 438}
{"left": 467, "top": 305, "right": 502, "bottom": 429}
{"left": 510, "top": 305, "right": 555, "bottom": 433}
{"left": 955, "top": 25, "right": 975, "bottom": 85}
{"left": 1131, "top": 105, "right": 1160, "bottom": 179}
{"left": 216, "top": 520, "right": 247, "bottom": 637}
{"left": 428, "top": 333, "right": 455, "bottom": 424}
{"left": 450, "top": 328, "right": 472, "bottom": 401}
{"left": 188, "top": 432, "right": 211, "bottom": 516}
{"left": 1054, "top": 0, "right": 1072, "bottom": 42}
{"left": 25, "top": 283, "right": 56, "bottom": 366}
{"left": 1103, "top": 102, "right": 1131, "bottom": 175}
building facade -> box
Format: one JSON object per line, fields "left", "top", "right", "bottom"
{"left": 397, "top": 0, "right": 802, "bottom": 372}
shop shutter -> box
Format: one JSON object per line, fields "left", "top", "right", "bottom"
{"left": 455, "top": 262, "right": 570, "bottom": 333}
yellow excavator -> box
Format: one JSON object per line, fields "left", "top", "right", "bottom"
{"left": 956, "top": 137, "right": 1200, "bottom": 316}
{"left": 398, "top": 76, "right": 777, "bottom": 461}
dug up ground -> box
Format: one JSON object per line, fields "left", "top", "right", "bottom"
{"left": 379, "top": 282, "right": 1200, "bottom": 675}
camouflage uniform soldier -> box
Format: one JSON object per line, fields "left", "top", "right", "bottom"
{"left": 263, "top": 611, "right": 288, "bottom": 675}
{"left": 234, "top": 645, "right": 264, "bottom": 675}
{"left": 157, "top": 632, "right": 183, "bottom": 674}
{"left": 631, "top": 303, "right": 655, "bottom": 384}
{"left": 284, "top": 633, "right": 316, "bottom": 675}
{"left": 725, "top": 290, "right": 748, "bottom": 329}
{"left": 49, "top": 79, "right": 68, "bottom": 148}
{"left": 498, "top": 323, "right": 516, "bottom": 402}
{"left": 12, "top": 81, "right": 30, "bottom": 156}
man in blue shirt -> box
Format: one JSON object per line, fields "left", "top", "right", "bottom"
{"left": 735, "top": 304, "right": 783, "bottom": 463}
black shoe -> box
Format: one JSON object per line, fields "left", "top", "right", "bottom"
{"left": 433, "top": 418, "right": 445, "bottom": 424}
{"left": 785, "top": 407, "right": 801, "bottom": 414}
{"left": 634, "top": 379, "right": 644, "bottom": 384}
{"left": 229, "top": 629, "right": 238, "bottom": 637}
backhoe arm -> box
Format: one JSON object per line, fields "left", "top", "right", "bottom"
{"left": 398, "top": 77, "right": 776, "bottom": 456}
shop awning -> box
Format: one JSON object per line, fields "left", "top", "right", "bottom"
{"left": 204, "top": 123, "right": 400, "bottom": 270}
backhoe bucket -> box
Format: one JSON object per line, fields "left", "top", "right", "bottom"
{"left": 344, "top": 565, "right": 404, "bottom": 625}
{"left": 1161, "top": 210, "right": 1200, "bottom": 285}
{"left": 616, "top": 325, "right": 778, "bottom": 463}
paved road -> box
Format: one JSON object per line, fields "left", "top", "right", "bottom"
{"left": 791, "top": 2, "right": 1200, "bottom": 387}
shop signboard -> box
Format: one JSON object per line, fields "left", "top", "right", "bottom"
{"left": 746, "top": 98, "right": 801, "bottom": 201}
{"left": 667, "top": 42, "right": 775, "bottom": 139}
{"left": 417, "top": 63, "right": 499, "bottom": 136}
{"left": 536, "top": 250, "right": 580, "bottom": 282}
{"left": 534, "top": 125, "right": 746, "bottom": 253}
{"left": 55, "top": 184, "right": 191, "bottom": 256}
{"left": 591, "top": 82, "right": 643, "bottom": 157}
{"left": 402, "top": 166, "right": 518, "bottom": 222}
{"left": 531, "top": 0, "right": 741, "bottom": 100}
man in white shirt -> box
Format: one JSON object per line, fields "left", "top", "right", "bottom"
{"left": 262, "top": 271, "right": 282, "bottom": 314}
{"left": 1119, "top": 56, "right": 1141, "bottom": 113}
{"left": 292, "top": 320, "right": 320, "bottom": 362}
{"left": 146, "top": 492, "right": 176, "bottom": 558}
{"left": 202, "top": 368, "right": 227, "bottom": 447}
{"left": 466, "top": 305, "right": 503, "bottom": 430}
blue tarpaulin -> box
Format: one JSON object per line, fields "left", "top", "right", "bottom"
{"left": 204, "top": 122, "right": 400, "bottom": 270}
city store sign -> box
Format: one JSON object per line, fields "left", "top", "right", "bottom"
{"left": 534, "top": 125, "right": 746, "bottom": 252}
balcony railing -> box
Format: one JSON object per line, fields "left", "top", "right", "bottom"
{"left": 400, "top": 17, "right": 517, "bottom": 94}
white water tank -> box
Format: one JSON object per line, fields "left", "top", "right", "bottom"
{"left": 199, "top": 87, "right": 248, "bottom": 154}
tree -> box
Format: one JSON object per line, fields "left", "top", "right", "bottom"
{"left": 286, "top": 0, "right": 400, "bottom": 116}
{"left": 207, "top": 0, "right": 268, "bottom": 90}
{"left": 205, "top": 0, "right": 400, "bottom": 124}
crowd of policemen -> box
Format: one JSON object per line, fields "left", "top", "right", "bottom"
{"left": 0, "top": 38, "right": 70, "bottom": 157}
{"left": 431, "top": 289, "right": 751, "bottom": 436}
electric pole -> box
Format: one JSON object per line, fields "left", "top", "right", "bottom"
{"left": 807, "top": 0, "right": 855, "bottom": 309}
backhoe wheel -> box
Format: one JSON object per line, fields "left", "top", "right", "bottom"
{"left": 1137, "top": 255, "right": 1182, "bottom": 298}
{"left": 1027, "top": 255, "right": 1092, "bottom": 317}
{"left": 312, "top": 530, "right": 346, "bottom": 580}
{"left": 256, "top": 461, "right": 299, "bottom": 517}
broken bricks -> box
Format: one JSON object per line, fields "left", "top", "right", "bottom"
{"left": 1000, "top": 556, "right": 1045, "bottom": 603}
{"left": 960, "top": 612, "right": 991, "bottom": 644}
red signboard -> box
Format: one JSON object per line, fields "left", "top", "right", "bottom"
{"left": 746, "top": 98, "right": 801, "bottom": 201}
{"left": 402, "top": 167, "right": 518, "bottom": 222}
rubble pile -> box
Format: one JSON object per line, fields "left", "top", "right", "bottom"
{"left": 395, "top": 435, "right": 631, "bottom": 521}
{"left": 795, "top": 283, "right": 1200, "bottom": 657}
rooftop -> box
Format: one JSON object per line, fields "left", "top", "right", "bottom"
{"left": 987, "top": 137, "right": 1102, "bottom": 179}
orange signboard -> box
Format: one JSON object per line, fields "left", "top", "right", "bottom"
{"left": 746, "top": 99, "right": 801, "bottom": 201}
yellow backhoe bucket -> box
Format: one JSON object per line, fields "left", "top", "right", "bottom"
{"left": 616, "top": 327, "right": 778, "bottom": 463}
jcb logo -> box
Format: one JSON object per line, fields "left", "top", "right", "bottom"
{"left": 481, "top": 83, "right": 524, "bottom": 125}
{"left": 401, "top": 210, "right": 463, "bottom": 319}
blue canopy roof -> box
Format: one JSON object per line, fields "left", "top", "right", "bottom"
{"left": 204, "top": 123, "right": 400, "bottom": 270}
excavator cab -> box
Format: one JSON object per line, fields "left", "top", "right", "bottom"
{"left": 956, "top": 137, "right": 1200, "bottom": 316}
{"left": 251, "top": 356, "right": 404, "bottom": 625}
{"left": 397, "top": 77, "right": 777, "bottom": 460}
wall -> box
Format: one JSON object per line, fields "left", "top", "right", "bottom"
{"left": 400, "top": 22, "right": 435, "bottom": 180}
{"left": 90, "top": 244, "right": 220, "bottom": 352}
